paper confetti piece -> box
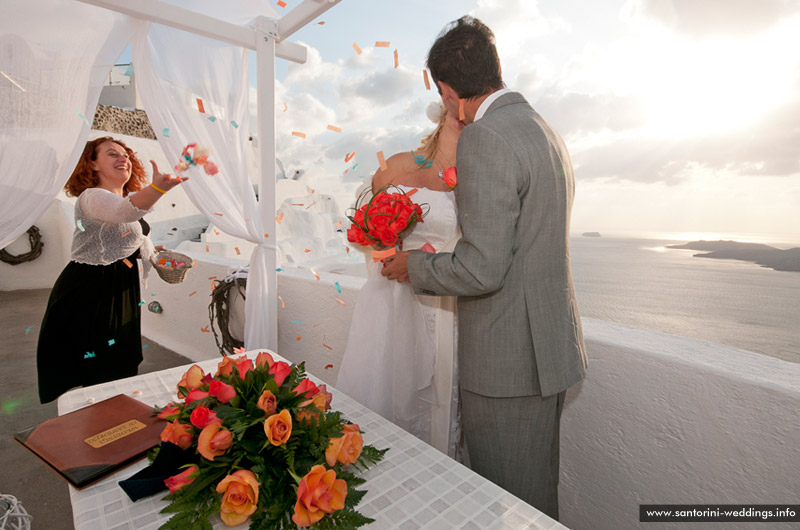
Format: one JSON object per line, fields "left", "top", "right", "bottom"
{"left": 121, "top": 231, "right": 131, "bottom": 238}
{"left": 84, "top": 351, "right": 95, "bottom": 359}
{"left": 352, "top": 42, "right": 362, "bottom": 55}
{"left": 317, "top": 21, "right": 325, "bottom": 25}
{"left": 123, "top": 64, "right": 134, "bottom": 76}
{"left": 423, "top": 70, "right": 431, "bottom": 90}
{"left": 292, "top": 131, "right": 306, "bottom": 139}
{"left": 304, "top": 249, "right": 311, "bottom": 253}
{"left": 296, "top": 336, "right": 302, "bottom": 341}
{"left": 208, "top": 276, "right": 217, "bottom": 280}
{"left": 108, "top": 339, "right": 115, "bottom": 346}
{"left": 264, "top": 233, "right": 270, "bottom": 239}
{"left": 377, "top": 150, "right": 387, "bottom": 171}
{"left": 235, "top": 247, "right": 241, "bottom": 255}
{"left": 375, "top": 41, "right": 390, "bottom": 47}
{"left": 278, "top": 295, "right": 285, "bottom": 309}
{"left": 76, "top": 109, "right": 91, "bottom": 127}
{"left": 313, "top": 323, "right": 321, "bottom": 328}
{"left": 277, "top": 0, "right": 287, "bottom": 6}
{"left": 324, "top": 362, "right": 333, "bottom": 367}
{"left": 214, "top": 213, "right": 223, "bottom": 217}
{"left": 291, "top": 320, "right": 303, "bottom": 324}
{"left": 282, "top": 103, "right": 288, "bottom": 112}
{"left": 214, "top": 229, "right": 220, "bottom": 235}
{"left": 327, "top": 124, "right": 342, "bottom": 133}
{"left": 201, "top": 325, "right": 210, "bottom": 333}
{"left": 305, "top": 201, "right": 317, "bottom": 210}
{"left": 394, "top": 49, "right": 399, "bottom": 68}
{"left": 25, "top": 325, "right": 33, "bottom": 334}
{"left": 276, "top": 268, "right": 283, "bottom": 272}
{"left": 311, "top": 268, "right": 320, "bottom": 280}
{"left": 208, "top": 116, "right": 217, "bottom": 123}
{"left": 345, "top": 151, "right": 356, "bottom": 162}
{"left": 206, "top": 245, "right": 210, "bottom": 252}
{"left": 189, "top": 291, "right": 197, "bottom": 297}
{"left": 335, "top": 298, "right": 347, "bottom": 306}
{"left": 231, "top": 120, "right": 239, "bottom": 128}
{"left": 138, "top": 301, "right": 145, "bottom": 306}
{"left": 163, "top": 128, "right": 170, "bottom": 137}
{"left": 133, "top": 390, "right": 142, "bottom": 396}
{"left": 352, "top": 163, "right": 359, "bottom": 171}
{"left": 196, "top": 98, "right": 205, "bottom": 113}
{"left": 276, "top": 212, "right": 284, "bottom": 224}
{"left": 233, "top": 346, "right": 246, "bottom": 353}
{"left": 122, "top": 258, "right": 133, "bottom": 268}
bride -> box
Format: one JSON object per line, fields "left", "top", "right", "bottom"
{"left": 337, "top": 102, "right": 465, "bottom": 460}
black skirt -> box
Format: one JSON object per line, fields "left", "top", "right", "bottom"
{"left": 37, "top": 232, "right": 148, "bottom": 404}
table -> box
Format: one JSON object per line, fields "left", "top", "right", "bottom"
{"left": 59, "top": 352, "right": 569, "bottom": 530}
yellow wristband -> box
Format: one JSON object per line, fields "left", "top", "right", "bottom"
{"left": 150, "top": 184, "right": 167, "bottom": 194}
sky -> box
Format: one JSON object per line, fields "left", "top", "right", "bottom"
{"left": 260, "top": 0, "right": 800, "bottom": 244}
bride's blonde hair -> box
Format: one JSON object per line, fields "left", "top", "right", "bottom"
{"left": 416, "top": 102, "right": 447, "bottom": 166}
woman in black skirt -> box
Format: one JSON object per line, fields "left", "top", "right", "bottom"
{"left": 37, "top": 136, "right": 188, "bottom": 403}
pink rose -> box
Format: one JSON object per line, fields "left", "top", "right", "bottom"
{"left": 185, "top": 389, "right": 210, "bottom": 405}
{"left": 164, "top": 465, "right": 198, "bottom": 493}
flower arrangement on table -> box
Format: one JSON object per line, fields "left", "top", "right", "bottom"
{"left": 153, "top": 352, "right": 386, "bottom": 529}
{"left": 346, "top": 185, "right": 427, "bottom": 258}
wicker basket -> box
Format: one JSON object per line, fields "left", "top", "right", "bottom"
{"left": 151, "top": 250, "right": 193, "bottom": 284}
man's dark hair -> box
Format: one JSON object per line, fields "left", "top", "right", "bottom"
{"left": 426, "top": 16, "right": 504, "bottom": 99}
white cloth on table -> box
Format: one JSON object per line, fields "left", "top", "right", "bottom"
{"left": 337, "top": 185, "right": 464, "bottom": 459}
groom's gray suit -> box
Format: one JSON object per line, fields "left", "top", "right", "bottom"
{"left": 407, "top": 91, "right": 587, "bottom": 517}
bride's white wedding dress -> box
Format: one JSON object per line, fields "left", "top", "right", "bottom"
{"left": 337, "top": 185, "right": 463, "bottom": 459}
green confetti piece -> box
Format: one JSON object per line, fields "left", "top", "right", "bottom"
{"left": 25, "top": 325, "right": 33, "bottom": 334}
{"left": 276, "top": 268, "right": 283, "bottom": 272}
{"left": 291, "top": 320, "right": 303, "bottom": 324}
{"left": 76, "top": 108, "right": 91, "bottom": 127}
{"left": 76, "top": 219, "right": 85, "bottom": 232}
{"left": 208, "top": 116, "right": 217, "bottom": 123}
{"left": 108, "top": 339, "right": 115, "bottom": 346}
{"left": 335, "top": 281, "right": 342, "bottom": 294}
{"left": 162, "top": 128, "right": 170, "bottom": 137}
{"left": 84, "top": 351, "right": 96, "bottom": 359}
{"left": 123, "top": 64, "right": 134, "bottom": 76}
{"left": 138, "top": 300, "right": 145, "bottom": 306}
{"left": 2, "top": 399, "right": 24, "bottom": 415}
{"left": 231, "top": 120, "right": 239, "bottom": 128}
{"left": 142, "top": 344, "right": 149, "bottom": 350}
{"left": 352, "top": 163, "right": 359, "bottom": 170}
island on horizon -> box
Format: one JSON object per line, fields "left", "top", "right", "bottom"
{"left": 667, "top": 240, "right": 800, "bottom": 273}
{"left": 582, "top": 232, "right": 602, "bottom": 237}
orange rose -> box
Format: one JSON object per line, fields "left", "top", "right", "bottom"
{"left": 197, "top": 421, "right": 233, "bottom": 461}
{"left": 325, "top": 424, "right": 363, "bottom": 466}
{"left": 295, "top": 393, "right": 328, "bottom": 425}
{"left": 157, "top": 403, "right": 181, "bottom": 421}
{"left": 292, "top": 465, "right": 347, "bottom": 527}
{"left": 264, "top": 409, "right": 292, "bottom": 446}
{"left": 255, "top": 351, "right": 274, "bottom": 369}
{"left": 256, "top": 390, "right": 277, "bottom": 416}
{"left": 215, "top": 470, "right": 259, "bottom": 527}
{"left": 233, "top": 356, "right": 253, "bottom": 379}
{"left": 164, "top": 465, "right": 198, "bottom": 493}
{"left": 160, "top": 419, "right": 194, "bottom": 450}
{"left": 215, "top": 356, "right": 236, "bottom": 377}
{"left": 177, "top": 365, "right": 205, "bottom": 396}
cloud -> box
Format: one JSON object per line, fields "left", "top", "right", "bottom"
{"left": 622, "top": 0, "right": 799, "bottom": 38}
{"left": 535, "top": 90, "right": 648, "bottom": 136}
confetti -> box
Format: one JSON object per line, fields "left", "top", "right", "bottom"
{"left": 108, "top": 339, "right": 115, "bottom": 346}
{"left": 76, "top": 108, "right": 91, "bottom": 127}
{"left": 189, "top": 291, "right": 197, "bottom": 297}
{"left": 296, "top": 336, "right": 302, "bottom": 341}
{"left": 305, "top": 201, "right": 317, "bottom": 210}
{"left": 304, "top": 249, "right": 311, "bottom": 253}
{"left": 276, "top": 212, "right": 284, "bottom": 224}
{"left": 459, "top": 99, "right": 465, "bottom": 121}
{"left": 143, "top": 344, "right": 149, "bottom": 349}
{"left": 276, "top": 268, "right": 283, "bottom": 272}
{"left": 121, "top": 231, "right": 131, "bottom": 238}
{"left": 352, "top": 163, "right": 359, "bottom": 171}
{"left": 231, "top": 120, "right": 239, "bottom": 128}
{"left": 282, "top": 103, "right": 288, "bottom": 112}
{"left": 206, "top": 245, "right": 210, "bottom": 252}
{"left": 292, "top": 131, "right": 306, "bottom": 139}
{"left": 335, "top": 281, "right": 342, "bottom": 294}
{"left": 163, "top": 128, "right": 170, "bottom": 137}
{"left": 345, "top": 151, "right": 356, "bottom": 163}
{"left": 353, "top": 42, "right": 362, "bottom": 55}
{"left": 375, "top": 41, "right": 390, "bottom": 47}
{"left": 233, "top": 346, "right": 246, "bottom": 353}
{"left": 201, "top": 325, "right": 210, "bottom": 333}
{"left": 138, "top": 300, "right": 145, "bottom": 306}
{"left": 214, "top": 213, "right": 223, "bottom": 216}
{"left": 264, "top": 233, "right": 270, "bottom": 238}
{"left": 313, "top": 323, "right": 321, "bottom": 328}
{"left": 317, "top": 21, "right": 325, "bottom": 25}
{"left": 123, "top": 64, "right": 134, "bottom": 76}
{"left": 291, "top": 320, "right": 303, "bottom": 324}
{"left": 278, "top": 295, "right": 285, "bottom": 309}
{"left": 208, "top": 116, "right": 217, "bottom": 123}
{"left": 196, "top": 98, "right": 205, "bottom": 113}
{"left": 214, "top": 229, "right": 220, "bottom": 235}
{"left": 208, "top": 276, "right": 218, "bottom": 280}
{"left": 335, "top": 298, "right": 347, "bottom": 306}
{"left": 324, "top": 362, "right": 333, "bottom": 367}
{"left": 84, "top": 351, "right": 96, "bottom": 359}
{"left": 235, "top": 247, "right": 241, "bottom": 255}
{"left": 377, "top": 150, "right": 387, "bottom": 171}
{"left": 337, "top": 221, "right": 342, "bottom": 228}
{"left": 25, "top": 325, "right": 33, "bottom": 335}
{"left": 394, "top": 49, "right": 399, "bottom": 68}
{"left": 122, "top": 258, "right": 133, "bottom": 268}
{"left": 406, "top": 187, "right": 418, "bottom": 197}
{"left": 423, "top": 70, "right": 431, "bottom": 90}
{"left": 327, "top": 124, "right": 342, "bottom": 133}
{"left": 277, "top": 0, "right": 287, "bottom": 6}
{"left": 133, "top": 390, "right": 142, "bottom": 396}
{"left": 311, "top": 268, "right": 320, "bottom": 280}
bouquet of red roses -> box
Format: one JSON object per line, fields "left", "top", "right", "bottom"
{"left": 346, "top": 185, "right": 427, "bottom": 251}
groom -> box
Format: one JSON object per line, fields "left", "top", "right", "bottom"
{"left": 381, "top": 16, "right": 587, "bottom": 520}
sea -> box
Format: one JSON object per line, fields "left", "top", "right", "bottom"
{"left": 569, "top": 234, "right": 800, "bottom": 364}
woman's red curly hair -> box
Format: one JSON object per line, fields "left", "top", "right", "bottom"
{"left": 64, "top": 137, "right": 147, "bottom": 197}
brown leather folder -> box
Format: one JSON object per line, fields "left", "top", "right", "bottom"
{"left": 14, "top": 394, "right": 165, "bottom": 489}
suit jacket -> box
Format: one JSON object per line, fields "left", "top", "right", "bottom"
{"left": 407, "top": 91, "right": 587, "bottom": 398}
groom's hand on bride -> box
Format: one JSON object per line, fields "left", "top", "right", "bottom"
{"left": 381, "top": 251, "right": 410, "bottom": 282}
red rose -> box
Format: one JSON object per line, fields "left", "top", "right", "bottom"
{"left": 189, "top": 406, "right": 219, "bottom": 429}
{"left": 442, "top": 166, "right": 457, "bottom": 189}
{"left": 269, "top": 361, "right": 292, "bottom": 387}
{"left": 209, "top": 379, "right": 236, "bottom": 403}
{"left": 292, "top": 378, "right": 319, "bottom": 398}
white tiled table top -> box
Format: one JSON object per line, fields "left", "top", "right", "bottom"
{"left": 59, "top": 351, "right": 569, "bottom": 530}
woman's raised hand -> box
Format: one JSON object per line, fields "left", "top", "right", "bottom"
{"left": 150, "top": 160, "right": 188, "bottom": 192}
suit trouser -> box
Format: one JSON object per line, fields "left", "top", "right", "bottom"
{"left": 460, "top": 389, "right": 566, "bottom": 521}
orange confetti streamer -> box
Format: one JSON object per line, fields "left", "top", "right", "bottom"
{"left": 201, "top": 325, "right": 210, "bottom": 333}
{"left": 235, "top": 247, "right": 241, "bottom": 255}
{"left": 277, "top": 0, "right": 286, "bottom": 6}
{"left": 311, "top": 268, "right": 320, "bottom": 280}
{"left": 324, "top": 362, "right": 334, "bottom": 368}
{"left": 345, "top": 151, "right": 356, "bottom": 163}
{"left": 189, "top": 291, "right": 197, "bottom": 297}
{"left": 375, "top": 41, "right": 390, "bottom": 47}
{"left": 278, "top": 295, "right": 285, "bottom": 309}
{"left": 352, "top": 42, "right": 362, "bottom": 55}
{"left": 313, "top": 323, "right": 321, "bottom": 328}
{"left": 214, "top": 229, "right": 220, "bottom": 235}
{"left": 214, "top": 213, "right": 223, "bottom": 217}
{"left": 423, "top": 70, "right": 431, "bottom": 90}
{"left": 282, "top": 103, "right": 288, "bottom": 112}
{"left": 196, "top": 98, "right": 205, "bottom": 113}
{"left": 264, "top": 233, "right": 270, "bottom": 238}
{"left": 193, "top": 259, "right": 197, "bottom": 267}
{"left": 205, "top": 245, "right": 210, "bottom": 252}
{"left": 337, "top": 221, "right": 342, "bottom": 228}
{"left": 121, "top": 231, "right": 131, "bottom": 238}
{"left": 210, "top": 280, "right": 216, "bottom": 291}
{"left": 292, "top": 131, "right": 306, "bottom": 139}
{"left": 377, "top": 150, "right": 387, "bottom": 171}
{"left": 459, "top": 99, "right": 465, "bottom": 121}
{"left": 317, "top": 21, "right": 325, "bottom": 25}
{"left": 276, "top": 212, "right": 284, "bottom": 224}
{"left": 394, "top": 49, "right": 399, "bottom": 69}
{"left": 208, "top": 276, "right": 217, "bottom": 280}
{"left": 304, "top": 249, "right": 311, "bottom": 253}
{"left": 122, "top": 258, "right": 133, "bottom": 268}
{"left": 296, "top": 336, "right": 302, "bottom": 341}
{"left": 335, "top": 298, "right": 347, "bottom": 306}
{"left": 327, "top": 124, "right": 342, "bottom": 133}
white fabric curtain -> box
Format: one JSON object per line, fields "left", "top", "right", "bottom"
{"left": 0, "top": 0, "right": 141, "bottom": 249}
{"left": 131, "top": 19, "right": 276, "bottom": 349}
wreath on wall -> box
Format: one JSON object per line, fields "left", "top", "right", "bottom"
{"left": 208, "top": 273, "right": 247, "bottom": 356}
{"left": 0, "top": 226, "right": 43, "bottom": 265}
